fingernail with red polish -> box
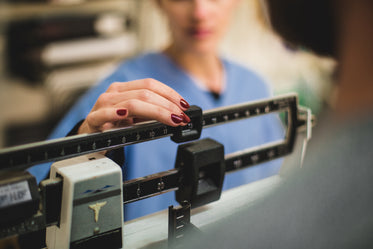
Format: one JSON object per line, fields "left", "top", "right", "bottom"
{"left": 180, "top": 99, "right": 190, "bottom": 109}
{"left": 171, "top": 114, "right": 183, "bottom": 124}
{"left": 181, "top": 113, "right": 191, "bottom": 123}
{"left": 117, "top": 109, "right": 127, "bottom": 116}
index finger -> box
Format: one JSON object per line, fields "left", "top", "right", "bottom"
{"left": 107, "top": 78, "right": 190, "bottom": 110}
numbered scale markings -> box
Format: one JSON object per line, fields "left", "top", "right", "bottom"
{"left": 0, "top": 94, "right": 297, "bottom": 172}
{"left": 0, "top": 94, "right": 299, "bottom": 205}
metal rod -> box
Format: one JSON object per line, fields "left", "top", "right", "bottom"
{"left": 0, "top": 94, "right": 298, "bottom": 172}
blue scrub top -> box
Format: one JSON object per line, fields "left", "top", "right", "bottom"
{"left": 29, "top": 52, "right": 285, "bottom": 220}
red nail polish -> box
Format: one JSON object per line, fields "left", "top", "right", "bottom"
{"left": 117, "top": 109, "right": 127, "bottom": 116}
{"left": 171, "top": 114, "right": 183, "bottom": 124}
{"left": 180, "top": 99, "right": 190, "bottom": 109}
{"left": 181, "top": 113, "right": 191, "bottom": 123}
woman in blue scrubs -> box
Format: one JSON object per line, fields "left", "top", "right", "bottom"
{"left": 30, "top": 0, "right": 285, "bottom": 220}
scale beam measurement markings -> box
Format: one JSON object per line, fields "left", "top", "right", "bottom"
{"left": 0, "top": 94, "right": 298, "bottom": 172}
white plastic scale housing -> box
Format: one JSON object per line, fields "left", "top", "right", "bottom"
{"left": 46, "top": 153, "right": 123, "bottom": 249}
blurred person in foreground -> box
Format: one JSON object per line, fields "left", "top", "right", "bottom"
{"left": 28, "top": 0, "right": 285, "bottom": 221}
{"left": 186, "top": 0, "right": 373, "bottom": 248}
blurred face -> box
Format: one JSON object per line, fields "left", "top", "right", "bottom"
{"left": 158, "top": 0, "right": 239, "bottom": 54}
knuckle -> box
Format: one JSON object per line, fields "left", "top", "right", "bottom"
{"left": 143, "top": 78, "right": 156, "bottom": 89}
{"left": 154, "top": 106, "right": 165, "bottom": 117}
{"left": 154, "top": 106, "right": 170, "bottom": 122}
{"left": 97, "top": 93, "right": 110, "bottom": 105}
{"left": 138, "top": 89, "right": 152, "bottom": 101}
{"left": 86, "top": 112, "right": 95, "bottom": 125}
{"left": 104, "top": 108, "right": 114, "bottom": 120}
{"left": 125, "top": 99, "right": 140, "bottom": 111}
{"left": 108, "top": 82, "right": 121, "bottom": 92}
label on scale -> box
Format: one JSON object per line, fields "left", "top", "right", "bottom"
{"left": 0, "top": 181, "right": 32, "bottom": 208}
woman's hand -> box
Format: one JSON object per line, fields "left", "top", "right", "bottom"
{"left": 78, "top": 78, "right": 191, "bottom": 134}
